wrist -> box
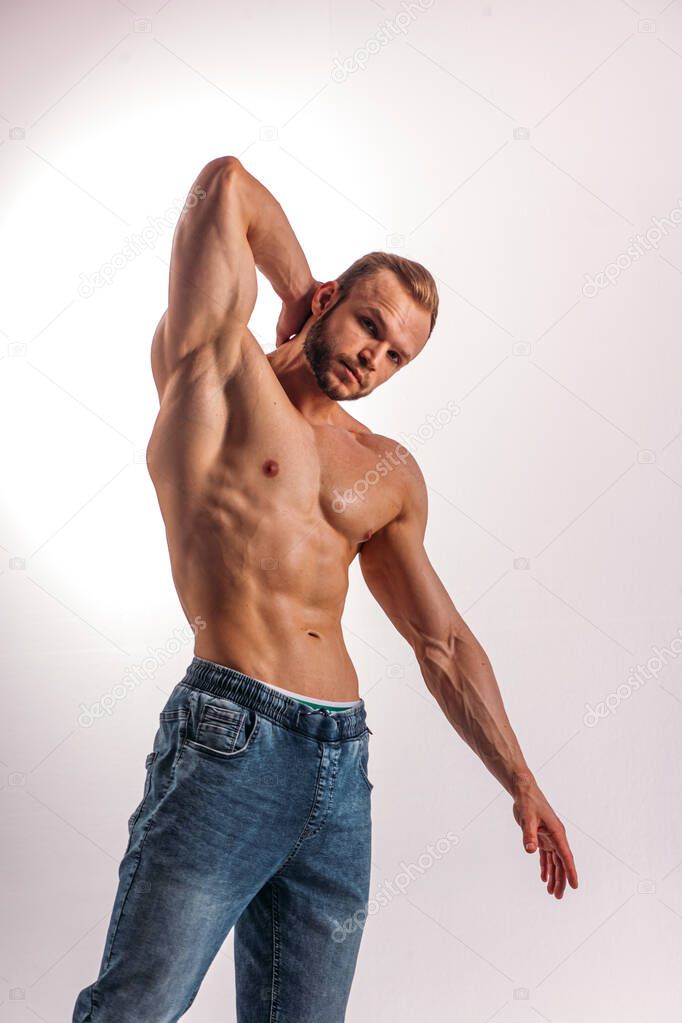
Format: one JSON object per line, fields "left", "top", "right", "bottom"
{"left": 278, "top": 273, "right": 317, "bottom": 305}
{"left": 510, "top": 769, "right": 537, "bottom": 797}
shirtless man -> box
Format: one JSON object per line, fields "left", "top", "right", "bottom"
{"left": 72, "top": 156, "right": 578, "bottom": 1023}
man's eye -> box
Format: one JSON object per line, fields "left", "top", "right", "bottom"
{"left": 388, "top": 350, "right": 401, "bottom": 364}
{"left": 361, "top": 317, "right": 377, "bottom": 336}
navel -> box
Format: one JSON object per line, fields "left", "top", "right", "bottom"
{"left": 262, "top": 459, "right": 279, "bottom": 477}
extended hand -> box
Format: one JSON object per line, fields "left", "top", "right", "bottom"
{"left": 512, "top": 778, "right": 578, "bottom": 899}
{"left": 275, "top": 280, "right": 322, "bottom": 347}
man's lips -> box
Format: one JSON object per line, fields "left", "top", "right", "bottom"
{"left": 341, "top": 360, "right": 363, "bottom": 385}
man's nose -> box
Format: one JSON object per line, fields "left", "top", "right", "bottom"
{"left": 358, "top": 348, "right": 376, "bottom": 372}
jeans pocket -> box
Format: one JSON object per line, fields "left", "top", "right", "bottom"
{"left": 150, "top": 686, "right": 192, "bottom": 797}
{"left": 184, "top": 694, "right": 260, "bottom": 760}
{"left": 358, "top": 731, "right": 374, "bottom": 793}
{"left": 126, "top": 750, "right": 158, "bottom": 844}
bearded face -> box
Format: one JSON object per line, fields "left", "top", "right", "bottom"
{"left": 301, "top": 272, "right": 432, "bottom": 400}
{"left": 302, "top": 297, "right": 366, "bottom": 402}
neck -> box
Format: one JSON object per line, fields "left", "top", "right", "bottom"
{"left": 266, "top": 329, "right": 344, "bottom": 426}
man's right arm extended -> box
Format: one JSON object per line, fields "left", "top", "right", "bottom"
{"left": 152, "top": 156, "right": 316, "bottom": 398}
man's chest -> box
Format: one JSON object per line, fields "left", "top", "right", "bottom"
{"left": 221, "top": 408, "right": 406, "bottom": 549}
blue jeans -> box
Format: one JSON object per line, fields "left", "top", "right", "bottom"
{"left": 72, "top": 656, "right": 374, "bottom": 1022}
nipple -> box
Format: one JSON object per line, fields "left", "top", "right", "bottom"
{"left": 262, "top": 459, "right": 279, "bottom": 477}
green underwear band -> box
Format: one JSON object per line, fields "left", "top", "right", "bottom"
{"left": 293, "top": 697, "right": 360, "bottom": 712}
{"left": 256, "top": 680, "right": 362, "bottom": 713}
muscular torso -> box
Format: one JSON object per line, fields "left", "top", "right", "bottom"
{"left": 147, "top": 329, "right": 405, "bottom": 700}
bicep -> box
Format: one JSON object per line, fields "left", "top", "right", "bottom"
{"left": 359, "top": 463, "right": 470, "bottom": 656}
{"left": 360, "top": 521, "right": 459, "bottom": 655}
{"left": 161, "top": 157, "right": 258, "bottom": 376}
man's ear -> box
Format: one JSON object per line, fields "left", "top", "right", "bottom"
{"left": 312, "top": 280, "right": 341, "bottom": 317}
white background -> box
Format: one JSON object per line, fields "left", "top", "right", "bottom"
{"left": 1, "top": 0, "right": 682, "bottom": 1019}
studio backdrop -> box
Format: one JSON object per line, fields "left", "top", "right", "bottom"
{"left": 1, "top": 0, "right": 681, "bottom": 1019}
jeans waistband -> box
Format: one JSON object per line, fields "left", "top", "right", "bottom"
{"left": 179, "top": 656, "right": 369, "bottom": 741}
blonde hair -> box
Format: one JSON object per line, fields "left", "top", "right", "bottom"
{"left": 335, "top": 251, "right": 439, "bottom": 339}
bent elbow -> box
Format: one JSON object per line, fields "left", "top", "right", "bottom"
{"left": 201, "top": 155, "right": 242, "bottom": 184}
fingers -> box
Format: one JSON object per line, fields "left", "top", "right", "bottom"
{"left": 519, "top": 802, "right": 579, "bottom": 897}
{"left": 541, "top": 842, "right": 572, "bottom": 899}
{"left": 539, "top": 844, "right": 567, "bottom": 898}
{"left": 551, "top": 821, "right": 579, "bottom": 890}
{"left": 548, "top": 852, "right": 566, "bottom": 899}
{"left": 553, "top": 854, "right": 567, "bottom": 899}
